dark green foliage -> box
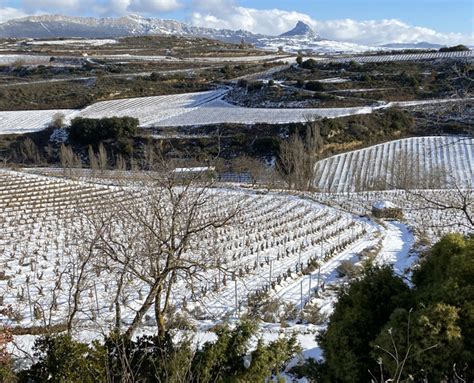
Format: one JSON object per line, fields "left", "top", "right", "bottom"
{"left": 297, "top": 235, "right": 473, "bottom": 383}
{"left": 69, "top": 116, "right": 139, "bottom": 145}
{"left": 103, "top": 332, "right": 194, "bottom": 383}
{"left": 439, "top": 44, "right": 470, "bottom": 52}
{"left": 237, "top": 78, "right": 248, "bottom": 88}
{"left": 373, "top": 304, "right": 464, "bottom": 382}
{"left": 318, "top": 267, "right": 412, "bottom": 382}
{"left": 300, "top": 59, "right": 318, "bottom": 70}
{"left": 246, "top": 81, "right": 264, "bottom": 92}
{"left": 192, "top": 320, "right": 300, "bottom": 382}
{"left": 289, "top": 358, "right": 324, "bottom": 382}
{"left": 149, "top": 72, "right": 161, "bottom": 81}
{"left": 17, "top": 321, "right": 300, "bottom": 382}
{"left": 411, "top": 234, "right": 474, "bottom": 381}
{"left": 18, "top": 334, "right": 106, "bottom": 383}
{"left": 304, "top": 81, "right": 325, "bottom": 92}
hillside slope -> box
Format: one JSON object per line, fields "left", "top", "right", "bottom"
{"left": 313, "top": 136, "right": 474, "bottom": 192}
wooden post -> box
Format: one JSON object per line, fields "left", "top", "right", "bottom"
{"left": 269, "top": 260, "right": 273, "bottom": 284}
{"left": 300, "top": 280, "right": 304, "bottom": 312}
{"left": 234, "top": 279, "right": 239, "bottom": 317}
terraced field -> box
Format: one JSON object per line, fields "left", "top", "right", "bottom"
{"left": 327, "top": 50, "right": 473, "bottom": 64}
{"left": 1, "top": 87, "right": 469, "bottom": 134}
{"left": 313, "top": 136, "right": 474, "bottom": 193}
{"left": 0, "top": 169, "right": 379, "bottom": 329}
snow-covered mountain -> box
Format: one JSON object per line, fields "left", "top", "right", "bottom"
{"left": 0, "top": 15, "right": 446, "bottom": 54}
{"left": 279, "top": 21, "right": 320, "bottom": 40}
{"left": 0, "top": 14, "right": 265, "bottom": 43}
{"left": 258, "top": 21, "right": 377, "bottom": 54}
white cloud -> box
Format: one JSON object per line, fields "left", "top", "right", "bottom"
{"left": 16, "top": 0, "right": 183, "bottom": 19}
{"left": 190, "top": 2, "right": 473, "bottom": 45}
{"left": 0, "top": 7, "right": 27, "bottom": 23}
{"left": 191, "top": 0, "right": 315, "bottom": 35}
{"left": 0, "top": 0, "right": 472, "bottom": 46}
{"left": 128, "top": 0, "right": 183, "bottom": 14}
{"left": 315, "top": 18, "right": 473, "bottom": 46}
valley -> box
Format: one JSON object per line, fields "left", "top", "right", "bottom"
{"left": 0, "top": 12, "right": 472, "bottom": 382}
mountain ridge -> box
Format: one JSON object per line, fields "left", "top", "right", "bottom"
{"left": 0, "top": 15, "right": 451, "bottom": 53}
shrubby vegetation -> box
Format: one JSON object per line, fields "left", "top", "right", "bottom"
{"left": 439, "top": 44, "right": 470, "bottom": 52}
{"left": 12, "top": 321, "right": 299, "bottom": 382}
{"left": 292, "top": 234, "right": 474, "bottom": 382}
{"left": 68, "top": 116, "right": 139, "bottom": 145}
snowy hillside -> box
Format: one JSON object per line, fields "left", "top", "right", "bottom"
{"left": 0, "top": 89, "right": 469, "bottom": 134}
{"left": 0, "top": 169, "right": 377, "bottom": 328}
{"left": 313, "top": 136, "right": 474, "bottom": 192}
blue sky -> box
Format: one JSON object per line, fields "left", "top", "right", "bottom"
{"left": 0, "top": 0, "right": 472, "bottom": 44}
{"left": 235, "top": 0, "right": 474, "bottom": 34}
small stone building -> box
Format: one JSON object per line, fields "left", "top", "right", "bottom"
{"left": 372, "top": 200, "right": 403, "bottom": 219}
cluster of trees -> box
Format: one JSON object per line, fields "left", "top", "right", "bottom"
{"left": 68, "top": 117, "right": 139, "bottom": 145}
{"left": 439, "top": 45, "right": 470, "bottom": 52}
{"left": 3, "top": 321, "right": 299, "bottom": 382}
{"left": 293, "top": 234, "right": 473, "bottom": 382}
{"left": 278, "top": 117, "right": 324, "bottom": 190}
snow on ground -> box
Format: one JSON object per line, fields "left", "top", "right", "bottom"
{"left": 25, "top": 39, "right": 118, "bottom": 46}
{"left": 96, "top": 54, "right": 292, "bottom": 64}
{"left": 76, "top": 89, "right": 228, "bottom": 126}
{"left": 0, "top": 170, "right": 373, "bottom": 329}
{"left": 0, "top": 86, "right": 470, "bottom": 134}
{"left": 309, "top": 189, "right": 473, "bottom": 241}
{"left": 260, "top": 38, "right": 374, "bottom": 54}
{"left": 317, "top": 77, "right": 350, "bottom": 84}
{"left": 0, "top": 54, "right": 53, "bottom": 65}
{"left": 0, "top": 169, "right": 423, "bottom": 369}
{"left": 324, "top": 50, "right": 473, "bottom": 64}
{"left": 0, "top": 109, "right": 74, "bottom": 135}
{"left": 313, "top": 136, "right": 474, "bottom": 192}
{"left": 375, "top": 221, "right": 415, "bottom": 274}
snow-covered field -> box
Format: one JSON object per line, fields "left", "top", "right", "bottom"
{"left": 0, "top": 54, "right": 53, "bottom": 65}
{"left": 308, "top": 189, "right": 473, "bottom": 240}
{"left": 76, "top": 89, "right": 228, "bottom": 126}
{"left": 96, "top": 54, "right": 292, "bottom": 64}
{"left": 0, "top": 169, "right": 378, "bottom": 329}
{"left": 2, "top": 88, "right": 468, "bottom": 134}
{"left": 325, "top": 50, "right": 473, "bottom": 63}
{"left": 62, "top": 94, "right": 474, "bottom": 127}
{"left": 0, "top": 109, "right": 73, "bottom": 135}
{"left": 2, "top": 168, "right": 470, "bottom": 365}
{"left": 25, "top": 39, "right": 117, "bottom": 46}
{"left": 313, "top": 136, "right": 474, "bottom": 192}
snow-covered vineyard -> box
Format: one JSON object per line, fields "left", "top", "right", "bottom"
{"left": 0, "top": 109, "right": 74, "bottom": 135}
{"left": 0, "top": 168, "right": 388, "bottom": 331}
{"left": 326, "top": 50, "right": 473, "bottom": 64}
{"left": 308, "top": 189, "right": 473, "bottom": 240}
{"left": 0, "top": 87, "right": 469, "bottom": 134}
{"left": 313, "top": 136, "right": 474, "bottom": 193}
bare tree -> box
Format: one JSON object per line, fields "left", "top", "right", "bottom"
{"left": 97, "top": 143, "right": 108, "bottom": 171}
{"left": 50, "top": 113, "right": 66, "bottom": 130}
{"left": 19, "top": 138, "right": 42, "bottom": 164}
{"left": 406, "top": 179, "right": 473, "bottom": 230}
{"left": 278, "top": 116, "right": 324, "bottom": 190}
{"left": 232, "top": 155, "right": 268, "bottom": 186}
{"left": 81, "top": 163, "right": 241, "bottom": 339}
{"left": 59, "top": 144, "right": 82, "bottom": 175}
{"left": 88, "top": 145, "right": 99, "bottom": 173}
